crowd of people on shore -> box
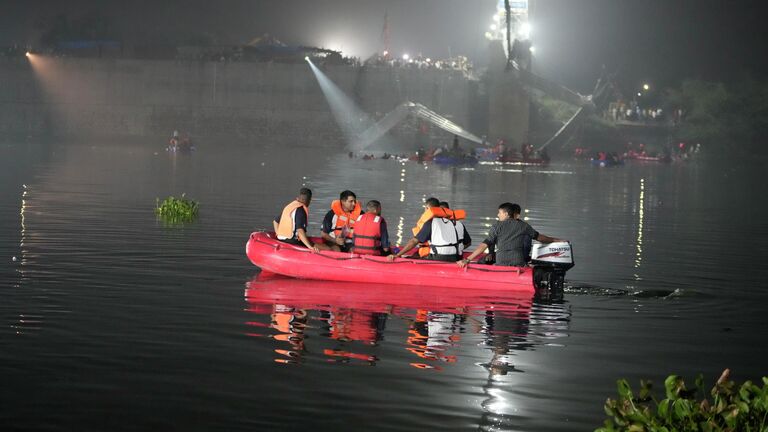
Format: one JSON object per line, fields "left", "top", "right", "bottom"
{"left": 604, "top": 101, "right": 690, "bottom": 126}
{"left": 273, "top": 188, "right": 563, "bottom": 268}
{"left": 604, "top": 101, "right": 675, "bottom": 123}
{"left": 364, "top": 53, "right": 473, "bottom": 73}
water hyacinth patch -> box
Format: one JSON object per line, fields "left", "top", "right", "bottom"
{"left": 155, "top": 194, "right": 199, "bottom": 224}
{"left": 597, "top": 369, "right": 768, "bottom": 432}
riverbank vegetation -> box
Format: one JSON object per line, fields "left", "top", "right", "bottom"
{"left": 533, "top": 77, "right": 768, "bottom": 158}
{"left": 597, "top": 369, "right": 768, "bottom": 431}
{"left": 665, "top": 78, "right": 768, "bottom": 156}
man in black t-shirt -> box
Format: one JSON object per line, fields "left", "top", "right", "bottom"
{"left": 458, "top": 203, "right": 563, "bottom": 268}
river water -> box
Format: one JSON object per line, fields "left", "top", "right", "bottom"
{"left": 1, "top": 139, "right": 766, "bottom": 431}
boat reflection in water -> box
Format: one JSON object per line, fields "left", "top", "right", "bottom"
{"left": 244, "top": 273, "right": 570, "bottom": 428}
{"left": 243, "top": 273, "right": 556, "bottom": 367}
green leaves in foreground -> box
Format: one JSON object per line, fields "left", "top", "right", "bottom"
{"left": 597, "top": 369, "right": 768, "bottom": 432}
{"left": 155, "top": 194, "right": 199, "bottom": 224}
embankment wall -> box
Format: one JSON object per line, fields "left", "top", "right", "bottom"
{"left": 0, "top": 57, "right": 476, "bottom": 142}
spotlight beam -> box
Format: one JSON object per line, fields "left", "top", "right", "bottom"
{"left": 306, "top": 59, "right": 388, "bottom": 151}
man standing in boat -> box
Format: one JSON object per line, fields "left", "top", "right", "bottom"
{"left": 273, "top": 188, "right": 328, "bottom": 252}
{"left": 321, "top": 190, "right": 361, "bottom": 252}
{"left": 457, "top": 203, "right": 562, "bottom": 268}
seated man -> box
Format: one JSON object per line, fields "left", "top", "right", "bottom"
{"left": 273, "top": 187, "right": 329, "bottom": 252}
{"left": 409, "top": 197, "right": 441, "bottom": 258}
{"left": 458, "top": 202, "right": 562, "bottom": 268}
{"left": 351, "top": 200, "right": 391, "bottom": 256}
{"left": 389, "top": 204, "right": 471, "bottom": 262}
{"left": 483, "top": 203, "right": 529, "bottom": 264}
{"left": 321, "top": 190, "right": 361, "bottom": 252}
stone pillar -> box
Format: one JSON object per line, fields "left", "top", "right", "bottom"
{"left": 486, "top": 41, "right": 530, "bottom": 147}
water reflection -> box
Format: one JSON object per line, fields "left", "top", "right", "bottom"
{"left": 18, "top": 184, "right": 28, "bottom": 270}
{"left": 11, "top": 183, "right": 45, "bottom": 335}
{"left": 244, "top": 274, "right": 572, "bottom": 428}
{"left": 245, "top": 275, "right": 538, "bottom": 361}
{"left": 405, "top": 311, "right": 461, "bottom": 370}
{"left": 271, "top": 305, "right": 308, "bottom": 364}
{"left": 477, "top": 298, "right": 570, "bottom": 430}
{"left": 319, "top": 308, "right": 385, "bottom": 365}
{"left": 635, "top": 178, "right": 645, "bottom": 280}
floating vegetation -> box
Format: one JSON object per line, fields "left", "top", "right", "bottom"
{"left": 597, "top": 369, "right": 768, "bottom": 432}
{"left": 155, "top": 194, "right": 199, "bottom": 224}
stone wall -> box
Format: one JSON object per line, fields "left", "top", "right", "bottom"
{"left": 0, "top": 57, "right": 477, "bottom": 142}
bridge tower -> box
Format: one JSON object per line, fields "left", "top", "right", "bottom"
{"left": 485, "top": 0, "right": 533, "bottom": 146}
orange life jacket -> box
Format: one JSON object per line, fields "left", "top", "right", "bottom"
{"left": 330, "top": 199, "right": 362, "bottom": 239}
{"left": 411, "top": 207, "right": 467, "bottom": 257}
{"left": 276, "top": 200, "right": 309, "bottom": 240}
{"left": 352, "top": 213, "right": 383, "bottom": 255}
{"left": 412, "top": 208, "right": 436, "bottom": 257}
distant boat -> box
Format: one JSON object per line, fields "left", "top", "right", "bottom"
{"left": 433, "top": 155, "right": 478, "bottom": 166}
{"left": 590, "top": 158, "right": 624, "bottom": 167}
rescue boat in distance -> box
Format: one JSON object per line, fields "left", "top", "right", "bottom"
{"left": 245, "top": 232, "right": 574, "bottom": 293}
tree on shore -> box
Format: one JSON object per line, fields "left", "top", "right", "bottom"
{"left": 665, "top": 78, "right": 768, "bottom": 155}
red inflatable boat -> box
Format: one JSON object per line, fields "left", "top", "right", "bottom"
{"left": 245, "top": 232, "right": 575, "bottom": 293}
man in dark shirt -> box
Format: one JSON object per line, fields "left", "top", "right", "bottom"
{"left": 458, "top": 202, "right": 562, "bottom": 267}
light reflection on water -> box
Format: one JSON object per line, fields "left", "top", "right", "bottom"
{"left": 244, "top": 275, "right": 572, "bottom": 428}
{"left": 1, "top": 140, "right": 767, "bottom": 431}
{"left": 635, "top": 178, "right": 645, "bottom": 279}
{"left": 244, "top": 276, "right": 566, "bottom": 373}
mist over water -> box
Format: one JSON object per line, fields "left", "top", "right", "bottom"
{"left": 1, "top": 138, "right": 767, "bottom": 431}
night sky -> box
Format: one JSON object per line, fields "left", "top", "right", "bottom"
{"left": 3, "top": 0, "right": 768, "bottom": 92}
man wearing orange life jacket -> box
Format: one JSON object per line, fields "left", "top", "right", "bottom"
{"left": 405, "top": 197, "right": 441, "bottom": 258}
{"left": 351, "top": 200, "right": 391, "bottom": 256}
{"left": 388, "top": 201, "right": 471, "bottom": 262}
{"left": 273, "top": 187, "right": 329, "bottom": 252}
{"left": 321, "top": 190, "right": 362, "bottom": 252}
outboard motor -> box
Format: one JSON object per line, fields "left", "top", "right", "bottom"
{"left": 531, "top": 241, "right": 574, "bottom": 293}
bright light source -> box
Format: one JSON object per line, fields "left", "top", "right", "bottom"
{"left": 643, "top": 83, "right": 650, "bottom": 91}
{"left": 490, "top": 24, "right": 497, "bottom": 31}
{"left": 304, "top": 56, "right": 309, "bottom": 61}
{"left": 518, "top": 22, "right": 531, "bottom": 39}
{"left": 529, "top": 46, "right": 536, "bottom": 53}
{"left": 402, "top": 54, "right": 409, "bottom": 61}
{"left": 425, "top": 58, "right": 431, "bottom": 62}
{"left": 637, "top": 92, "right": 642, "bottom": 97}
{"left": 25, "top": 52, "right": 31, "bottom": 58}
{"left": 382, "top": 50, "right": 389, "bottom": 56}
